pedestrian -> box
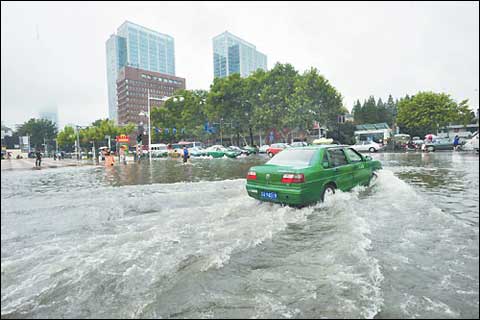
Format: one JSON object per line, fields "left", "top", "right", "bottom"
{"left": 105, "top": 149, "right": 115, "bottom": 166}
{"left": 182, "top": 145, "right": 189, "bottom": 164}
{"left": 35, "top": 150, "right": 42, "bottom": 167}
{"left": 53, "top": 152, "right": 57, "bottom": 161}
{"left": 453, "top": 135, "right": 460, "bottom": 151}
{"left": 120, "top": 146, "right": 126, "bottom": 164}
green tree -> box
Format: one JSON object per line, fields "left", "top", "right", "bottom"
{"left": 397, "top": 91, "right": 473, "bottom": 136}
{"left": 56, "top": 126, "right": 77, "bottom": 152}
{"left": 16, "top": 118, "right": 57, "bottom": 151}
{"left": 385, "top": 94, "right": 397, "bottom": 127}
{"left": 328, "top": 122, "right": 356, "bottom": 144}
{"left": 206, "top": 73, "right": 248, "bottom": 145}
{"left": 245, "top": 69, "right": 267, "bottom": 145}
{"left": 292, "top": 67, "right": 344, "bottom": 140}
{"left": 150, "top": 90, "right": 208, "bottom": 143}
{"left": 253, "top": 63, "right": 299, "bottom": 142}
{"left": 352, "top": 100, "right": 363, "bottom": 124}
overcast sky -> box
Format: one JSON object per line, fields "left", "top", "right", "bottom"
{"left": 1, "top": 1, "right": 479, "bottom": 128}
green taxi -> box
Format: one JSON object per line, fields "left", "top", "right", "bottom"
{"left": 246, "top": 145, "right": 382, "bottom": 206}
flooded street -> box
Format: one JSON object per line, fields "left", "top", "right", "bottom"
{"left": 1, "top": 152, "right": 478, "bottom": 319}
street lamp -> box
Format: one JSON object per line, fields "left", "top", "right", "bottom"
{"left": 140, "top": 88, "right": 175, "bottom": 162}
{"left": 160, "top": 95, "right": 185, "bottom": 103}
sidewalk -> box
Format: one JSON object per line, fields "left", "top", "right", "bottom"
{"left": 1, "top": 158, "right": 92, "bottom": 171}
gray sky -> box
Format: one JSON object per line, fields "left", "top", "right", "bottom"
{"left": 1, "top": 1, "right": 479, "bottom": 128}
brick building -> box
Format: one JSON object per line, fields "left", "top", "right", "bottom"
{"left": 116, "top": 66, "right": 186, "bottom": 125}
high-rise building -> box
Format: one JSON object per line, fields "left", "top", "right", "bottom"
{"left": 106, "top": 21, "right": 176, "bottom": 123}
{"left": 39, "top": 107, "right": 58, "bottom": 128}
{"left": 116, "top": 66, "right": 185, "bottom": 126}
{"left": 213, "top": 31, "right": 267, "bottom": 79}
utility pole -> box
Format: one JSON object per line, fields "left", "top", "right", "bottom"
{"left": 75, "top": 126, "right": 80, "bottom": 161}
{"left": 92, "top": 140, "right": 96, "bottom": 164}
{"left": 148, "top": 88, "right": 151, "bottom": 162}
{"left": 220, "top": 118, "right": 223, "bottom": 146}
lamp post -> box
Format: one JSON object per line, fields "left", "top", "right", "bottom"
{"left": 75, "top": 126, "right": 81, "bottom": 161}
{"left": 139, "top": 91, "right": 152, "bottom": 163}
{"left": 140, "top": 89, "right": 179, "bottom": 162}
{"left": 43, "top": 137, "right": 48, "bottom": 156}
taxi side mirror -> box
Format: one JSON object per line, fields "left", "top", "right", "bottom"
{"left": 322, "top": 161, "right": 330, "bottom": 168}
{"left": 364, "top": 155, "right": 372, "bottom": 161}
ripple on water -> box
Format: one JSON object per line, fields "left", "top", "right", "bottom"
{"left": 1, "top": 153, "right": 478, "bottom": 319}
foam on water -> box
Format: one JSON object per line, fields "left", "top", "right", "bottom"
{"left": 1, "top": 153, "right": 478, "bottom": 318}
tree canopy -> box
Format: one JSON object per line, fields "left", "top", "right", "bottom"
{"left": 397, "top": 92, "right": 474, "bottom": 136}
{"left": 150, "top": 63, "right": 346, "bottom": 144}
{"left": 16, "top": 118, "right": 57, "bottom": 150}
{"left": 56, "top": 119, "right": 136, "bottom": 152}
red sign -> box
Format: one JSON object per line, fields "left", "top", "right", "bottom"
{"left": 116, "top": 134, "right": 129, "bottom": 143}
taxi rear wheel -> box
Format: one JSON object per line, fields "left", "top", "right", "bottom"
{"left": 321, "top": 184, "right": 336, "bottom": 202}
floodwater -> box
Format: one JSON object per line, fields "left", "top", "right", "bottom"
{"left": 1, "top": 152, "right": 478, "bottom": 319}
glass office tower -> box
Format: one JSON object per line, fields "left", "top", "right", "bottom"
{"left": 106, "top": 21, "right": 175, "bottom": 123}
{"left": 213, "top": 31, "right": 267, "bottom": 79}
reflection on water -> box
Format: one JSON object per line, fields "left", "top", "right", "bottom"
{"left": 101, "top": 156, "right": 268, "bottom": 186}
{"left": 1, "top": 152, "right": 478, "bottom": 319}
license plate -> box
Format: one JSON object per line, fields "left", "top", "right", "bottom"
{"left": 261, "top": 191, "right": 278, "bottom": 200}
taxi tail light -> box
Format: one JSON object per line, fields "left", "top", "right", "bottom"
{"left": 247, "top": 171, "right": 257, "bottom": 180}
{"left": 281, "top": 173, "right": 305, "bottom": 184}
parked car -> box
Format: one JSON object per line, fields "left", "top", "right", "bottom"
{"left": 150, "top": 143, "right": 168, "bottom": 158}
{"left": 258, "top": 145, "right": 270, "bottom": 154}
{"left": 205, "top": 145, "right": 241, "bottom": 158}
{"left": 243, "top": 145, "right": 258, "bottom": 154}
{"left": 422, "top": 138, "right": 454, "bottom": 152}
{"left": 189, "top": 147, "right": 207, "bottom": 157}
{"left": 228, "top": 146, "right": 250, "bottom": 155}
{"left": 411, "top": 136, "right": 424, "bottom": 146}
{"left": 351, "top": 141, "right": 385, "bottom": 153}
{"left": 245, "top": 145, "right": 382, "bottom": 206}
{"left": 266, "top": 143, "right": 290, "bottom": 158}
{"left": 461, "top": 131, "right": 479, "bottom": 152}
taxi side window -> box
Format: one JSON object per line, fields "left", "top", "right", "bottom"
{"left": 321, "top": 151, "right": 330, "bottom": 168}
{"left": 327, "top": 149, "right": 348, "bottom": 167}
{"left": 344, "top": 148, "right": 363, "bottom": 163}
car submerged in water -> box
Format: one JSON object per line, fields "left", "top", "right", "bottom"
{"left": 246, "top": 145, "right": 382, "bottom": 206}
{"left": 205, "top": 145, "right": 241, "bottom": 158}
{"left": 421, "top": 138, "right": 454, "bottom": 152}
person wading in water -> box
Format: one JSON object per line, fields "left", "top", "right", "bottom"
{"left": 182, "top": 145, "right": 189, "bottom": 164}
{"left": 35, "top": 149, "right": 42, "bottom": 168}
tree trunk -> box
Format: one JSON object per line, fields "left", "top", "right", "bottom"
{"left": 279, "top": 130, "right": 289, "bottom": 143}
{"left": 249, "top": 126, "right": 254, "bottom": 146}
